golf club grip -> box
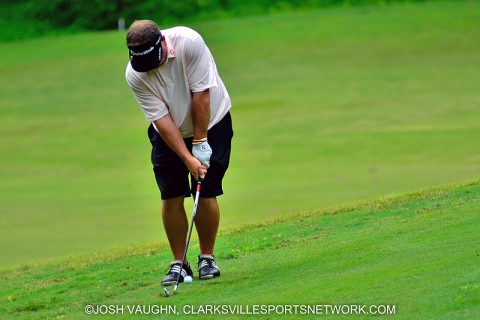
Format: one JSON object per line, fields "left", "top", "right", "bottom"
{"left": 192, "top": 179, "right": 202, "bottom": 217}
{"left": 196, "top": 177, "right": 202, "bottom": 193}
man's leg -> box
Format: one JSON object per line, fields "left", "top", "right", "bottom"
{"left": 189, "top": 112, "right": 232, "bottom": 279}
{"left": 160, "top": 196, "right": 195, "bottom": 286}
{"left": 195, "top": 196, "right": 221, "bottom": 280}
{"left": 194, "top": 197, "right": 220, "bottom": 255}
{"left": 162, "top": 196, "right": 188, "bottom": 260}
{"left": 148, "top": 124, "right": 194, "bottom": 286}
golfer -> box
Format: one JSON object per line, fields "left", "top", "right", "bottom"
{"left": 125, "top": 20, "right": 233, "bottom": 285}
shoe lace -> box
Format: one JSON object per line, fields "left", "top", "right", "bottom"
{"left": 199, "top": 258, "right": 217, "bottom": 270}
{"left": 164, "top": 264, "right": 187, "bottom": 276}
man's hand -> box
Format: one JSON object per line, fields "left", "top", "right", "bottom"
{"left": 192, "top": 139, "right": 212, "bottom": 168}
{"left": 153, "top": 115, "right": 208, "bottom": 180}
{"left": 185, "top": 155, "right": 207, "bottom": 180}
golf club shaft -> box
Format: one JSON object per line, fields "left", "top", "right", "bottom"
{"left": 174, "top": 177, "right": 202, "bottom": 291}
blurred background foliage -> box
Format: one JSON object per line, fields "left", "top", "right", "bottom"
{"left": 0, "top": 0, "right": 445, "bottom": 42}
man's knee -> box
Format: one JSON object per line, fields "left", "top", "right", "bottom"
{"left": 162, "top": 196, "right": 185, "bottom": 213}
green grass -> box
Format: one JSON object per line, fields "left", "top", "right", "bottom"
{"left": 1, "top": 181, "right": 479, "bottom": 319}
{"left": 1, "top": 1, "right": 480, "bottom": 265}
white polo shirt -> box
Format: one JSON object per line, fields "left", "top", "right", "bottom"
{"left": 125, "top": 26, "right": 232, "bottom": 138}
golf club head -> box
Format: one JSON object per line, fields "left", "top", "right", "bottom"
{"left": 163, "top": 287, "right": 171, "bottom": 297}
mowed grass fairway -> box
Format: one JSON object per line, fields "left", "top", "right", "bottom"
{"left": 1, "top": 181, "right": 479, "bottom": 319}
{"left": 1, "top": 1, "right": 480, "bottom": 265}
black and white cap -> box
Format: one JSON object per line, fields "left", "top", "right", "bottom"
{"left": 128, "top": 34, "right": 163, "bottom": 72}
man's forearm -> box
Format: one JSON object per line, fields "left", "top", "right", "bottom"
{"left": 153, "top": 114, "right": 207, "bottom": 179}
{"left": 192, "top": 89, "right": 210, "bottom": 140}
{"left": 153, "top": 115, "right": 191, "bottom": 162}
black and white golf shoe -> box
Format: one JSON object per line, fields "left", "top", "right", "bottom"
{"left": 161, "top": 260, "right": 193, "bottom": 286}
{"left": 198, "top": 254, "right": 221, "bottom": 280}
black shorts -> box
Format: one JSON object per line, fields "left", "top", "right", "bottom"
{"left": 147, "top": 112, "right": 233, "bottom": 199}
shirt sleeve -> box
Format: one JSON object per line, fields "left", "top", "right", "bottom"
{"left": 184, "top": 34, "right": 218, "bottom": 92}
{"left": 125, "top": 71, "right": 169, "bottom": 122}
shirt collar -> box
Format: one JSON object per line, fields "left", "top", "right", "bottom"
{"left": 165, "top": 36, "right": 176, "bottom": 59}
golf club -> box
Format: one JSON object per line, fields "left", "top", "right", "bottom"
{"left": 172, "top": 177, "right": 203, "bottom": 294}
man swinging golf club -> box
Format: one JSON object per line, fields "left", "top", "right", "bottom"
{"left": 125, "top": 20, "right": 233, "bottom": 286}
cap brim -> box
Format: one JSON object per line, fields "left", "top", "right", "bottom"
{"left": 130, "top": 49, "right": 160, "bottom": 72}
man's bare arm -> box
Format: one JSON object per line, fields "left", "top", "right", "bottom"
{"left": 153, "top": 114, "right": 206, "bottom": 179}
{"left": 192, "top": 89, "right": 210, "bottom": 141}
